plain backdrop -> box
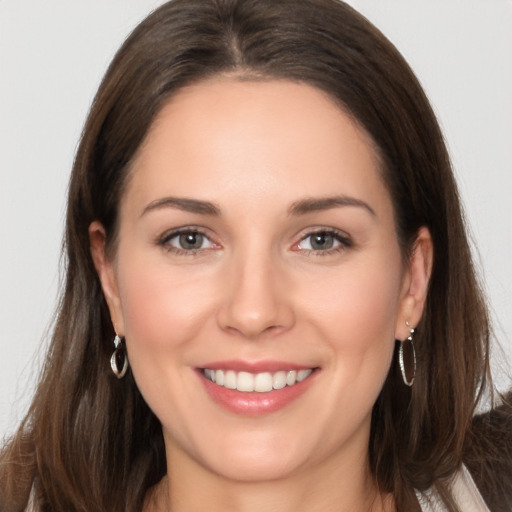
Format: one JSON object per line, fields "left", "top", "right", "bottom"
{"left": 1, "top": 0, "right": 511, "bottom": 440}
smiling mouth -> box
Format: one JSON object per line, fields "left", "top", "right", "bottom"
{"left": 201, "top": 368, "right": 314, "bottom": 393}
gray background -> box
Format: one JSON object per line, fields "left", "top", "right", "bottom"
{"left": 1, "top": 0, "right": 511, "bottom": 439}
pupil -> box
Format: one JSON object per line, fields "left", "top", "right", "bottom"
{"left": 311, "top": 233, "right": 333, "bottom": 250}
{"left": 179, "top": 232, "right": 203, "bottom": 250}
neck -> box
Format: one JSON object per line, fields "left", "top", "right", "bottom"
{"left": 145, "top": 444, "right": 394, "bottom": 512}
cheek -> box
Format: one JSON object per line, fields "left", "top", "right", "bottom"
{"left": 113, "top": 251, "right": 223, "bottom": 429}
{"left": 307, "top": 264, "right": 400, "bottom": 442}
{"left": 300, "top": 252, "right": 402, "bottom": 392}
{"left": 117, "top": 253, "right": 211, "bottom": 342}
{"left": 305, "top": 254, "right": 401, "bottom": 334}
{"left": 114, "top": 250, "right": 220, "bottom": 399}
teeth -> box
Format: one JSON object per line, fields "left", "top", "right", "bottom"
{"left": 273, "top": 371, "right": 287, "bottom": 390}
{"left": 202, "top": 368, "right": 314, "bottom": 393}
{"left": 255, "top": 372, "right": 273, "bottom": 392}
{"left": 237, "top": 371, "right": 254, "bottom": 392}
{"left": 297, "top": 369, "right": 312, "bottom": 382}
{"left": 224, "top": 370, "right": 237, "bottom": 390}
{"left": 286, "top": 370, "right": 297, "bottom": 386}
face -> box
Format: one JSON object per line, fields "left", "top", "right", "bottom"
{"left": 92, "top": 78, "right": 430, "bottom": 484}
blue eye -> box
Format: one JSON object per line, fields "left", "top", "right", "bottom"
{"left": 302, "top": 232, "right": 337, "bottom": 250}
{"left": 297, "top": 230, "right": 351, "bottom": 252}
{"left": 176, "top": 232, "right": 206, "bottom": 250}
{"left": 161, "top": 230, "right": 215, "bottom": 253}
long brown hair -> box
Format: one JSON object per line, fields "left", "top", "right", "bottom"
{"left": 0, "top": 1, "right": 499, "bottom": 510}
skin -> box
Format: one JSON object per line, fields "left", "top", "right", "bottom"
{"left": 90, "top": 78, "right": 432, "bottom": 512}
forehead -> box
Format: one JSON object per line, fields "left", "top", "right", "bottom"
{"left": 124, "top": 78, "right": 390, "bottom": 219}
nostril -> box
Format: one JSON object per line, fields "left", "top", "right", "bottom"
{"left": 218, "top": 303, "right": 295, "bottom": 340}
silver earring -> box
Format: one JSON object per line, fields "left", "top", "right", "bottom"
{"left": 110, "top": 335, "right": 128, "bottom": 379}
{"left": 399, "top": 322, "right": 416, "bottom": 387}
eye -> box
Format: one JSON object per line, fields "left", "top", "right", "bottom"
{"left": 160, "top": 229, "right": 217, "bottom": 253}
{"left": 175, "top": 232, "right": 207, "bottom": 250}
{"left": 295, "top": 230, "right": 352, "bottom": 253}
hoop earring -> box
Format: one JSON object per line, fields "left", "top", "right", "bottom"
{"left": 399, "top": 322, "right": 416, "bottom": 387}
{"left": 110, "top": 334, "right": 128, "bottom": 379}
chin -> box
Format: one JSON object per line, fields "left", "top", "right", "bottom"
{"left": 207, "top": 452, "right": 305, "bottom": 483}
{"left": 189, "top": 427, "right": 314, "bottom": 483}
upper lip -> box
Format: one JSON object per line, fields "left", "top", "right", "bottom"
{"left": 198, "top": 360, "right": 317, "bottom": 373}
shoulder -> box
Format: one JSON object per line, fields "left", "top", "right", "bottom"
{"left": 463, "top": 390, "right": 512, "bottom": 512}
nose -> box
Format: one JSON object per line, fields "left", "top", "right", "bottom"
{"left": 217, "top": 251, "right": 295, "bottom": 340}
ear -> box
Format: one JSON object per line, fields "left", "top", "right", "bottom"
{"left": 89, "top": 221, "right": 125, "bottom": 336}
{"left": 395, "top": 227, "right": 433, "bottom": 340}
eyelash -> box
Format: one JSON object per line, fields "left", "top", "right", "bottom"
{"left": 158, "top": 228, "right": 217, "bottom": 256}
{"left": 294, "top": 229, "right": 353, "bottom": 256}
{"left": 157, "top": 227, "right": 353, "bottom": 256}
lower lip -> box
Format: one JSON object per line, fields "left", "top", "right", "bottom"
{"left": 198, "top": 370, "right": 317, "bottom": 416}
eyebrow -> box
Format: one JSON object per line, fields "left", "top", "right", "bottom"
{"left": 140, "top": 194, "right": 375, "bottom": 218}
{"left": 141, "top": 196, "right": 221, "bottom": 217}
{"left": 288, "top": 196, "right": 376, "bottom": 217}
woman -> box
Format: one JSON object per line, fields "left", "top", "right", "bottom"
{"left": 1, "top": 1, "right": 510, "bottom": 511}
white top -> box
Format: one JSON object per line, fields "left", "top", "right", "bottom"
{"left": 417, "top": 465, "right": 490, "bottom": 512}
